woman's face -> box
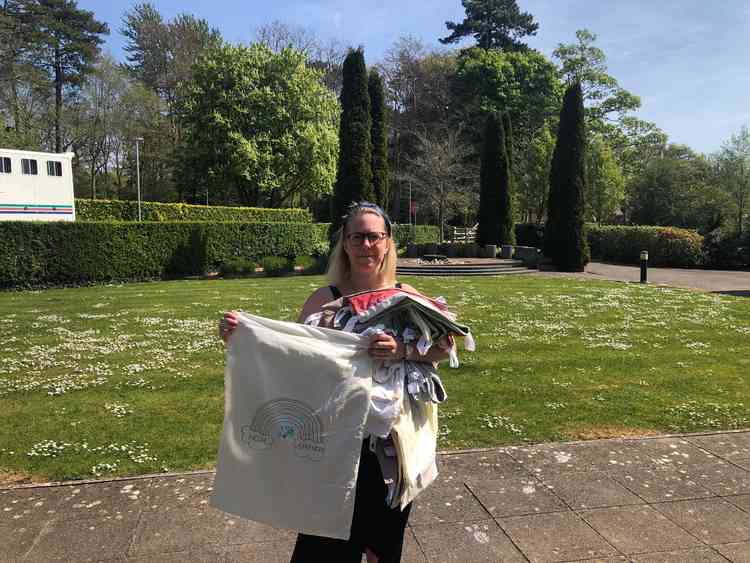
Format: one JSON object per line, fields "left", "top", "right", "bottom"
{"left": 343, "top": 211, "right": 391, "bottom": 278}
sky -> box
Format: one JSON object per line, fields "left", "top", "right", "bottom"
{"left": 78, "top": 0, "right": 750, "bottom": 155}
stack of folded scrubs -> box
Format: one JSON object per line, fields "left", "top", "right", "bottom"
{"left": 304, "top": 288, "right": 475, "bottom": 509}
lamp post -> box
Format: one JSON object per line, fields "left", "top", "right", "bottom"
{"left": 135, "top": 137, "right": 144, "bottom": 221}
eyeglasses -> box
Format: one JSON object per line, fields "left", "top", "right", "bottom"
{"left": 345, "top": 231, "right": 389, "bottom": 246}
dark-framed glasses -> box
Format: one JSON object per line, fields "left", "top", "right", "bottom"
{"left": 345, "top": 231, "right": 388, "bottom": 246}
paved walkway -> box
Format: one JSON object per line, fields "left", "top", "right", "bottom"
{"left": 538, "top": 262, "right": 750, "bottom": 295}
{"left": 4, "top": 430, "right": 750, "bottom": 562}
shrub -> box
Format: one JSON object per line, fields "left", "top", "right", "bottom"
{"left": 75, "top": 199, "right": 312, "bottom": 223}
{"left": 219, "top": 257, "right": 257, "bottom": 277}
{"left": 702, "top": 228, "right": 750, "bottom": 269}
{"left": 294, "top": 255, "right": 317, "bottom": 272}
{"left": 0, "top": 221, "right": 329, "bottom": 288}
{"left": 587, "top": 225, "right": 703, "bottom": 267}
{"left": 259, "top": 256, "right": 293, "bottom": 276}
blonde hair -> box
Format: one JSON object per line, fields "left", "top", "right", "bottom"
{"left": 326, "top": 208, "right": 397, "bottom": 289}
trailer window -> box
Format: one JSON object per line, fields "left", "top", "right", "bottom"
{"left": 47, "top": 160, "right": 62, "bottom": 177}
{"left": 0, "top": 157, "right": 10, "bottom": 173}
{"left": 21, "top": 158, "right": 38, "bottom": 175}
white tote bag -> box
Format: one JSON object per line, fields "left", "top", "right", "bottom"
{"left": 210, "top": 312, "right": 373, "bottom": 540}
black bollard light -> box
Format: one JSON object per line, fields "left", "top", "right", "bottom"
{"left": 640, "top": 250, "right": 648, "bottom": 283}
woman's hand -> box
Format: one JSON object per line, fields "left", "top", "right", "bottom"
{"left": 219, "top": 311, "right": 239, "bottom": 343}
{"left": 368, "top": 333, "right": 404, "bottom": 361}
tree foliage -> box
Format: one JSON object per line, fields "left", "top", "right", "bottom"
{"left": 368, "top": 70, "right": 389, "bottom": 209}
{"left": 332, "top": 48, "right": 372, "bottom": 231}
{"left": 453, "top": 47, "right": 561, "bottom": 147}
{"left": 176, "top": 43, "right": 339, "bottom": 208}
{"left": 715, "top": 126, "right": 750, "bottom": 235}
{"left": 544, "top": 82, "right": 590, "bottom": 271}
{"left": 586, "top": 135, "right": 625, "bottom": 223}
{"left": 477, "top": 113, "right": 513, "bottom": 246}
{"left": 440, "top": 0, "right": 539, "bottom": 51}
{"left": 627, "top": 144, "right": 726, "bottom": 232}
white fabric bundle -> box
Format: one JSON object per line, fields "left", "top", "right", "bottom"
{"left": 210, "top": 312, "right": 373, "bottom": 540}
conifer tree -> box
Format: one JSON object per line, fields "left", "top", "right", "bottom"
{"left": 331, "top": 48, "right": 372, "bottom": 234}
{"left": 544, "top": 82, "right": 590, "bottom": 271}
{"left": 477, "top": 113, "right": 514, "bottom": 246}
{"left": 368, "top": 69, "right": 389, "bottom": 209}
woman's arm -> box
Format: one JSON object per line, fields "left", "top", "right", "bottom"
{"left": 297, "top": 287, "right": 335, "bottom": 323}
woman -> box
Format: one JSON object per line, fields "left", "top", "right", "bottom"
{"left": 220, "top": 202, "right": 448, "bottom": 563}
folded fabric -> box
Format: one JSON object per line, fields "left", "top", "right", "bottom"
{"left": 210, "top": 312, "right": 373, "bottom": 540}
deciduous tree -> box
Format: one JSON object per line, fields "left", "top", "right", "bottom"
{"left": 176, "top": 44, "right": 339, "bottom": 208}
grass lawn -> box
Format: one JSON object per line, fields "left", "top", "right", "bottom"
{"left": 1, "top": 275, "right": 749, "bottom": 484}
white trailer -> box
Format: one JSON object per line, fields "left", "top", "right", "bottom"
{"left": 0, "top": 148, "right": 75, "bottom": 221}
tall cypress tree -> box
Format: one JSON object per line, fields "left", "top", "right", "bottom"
{"left": 544, "top": 82, "right": 590, "bottom": 271}
{"left": 331, "top": 48, "right": 372, "bottom": 235}
{"left": 477, "top": 113, "right": 513, "bottom": 247}
{"left": 368, "top": 69, "right": 389, "bottom": 209}
{"left": 500, "top": 112, "right": 515, "bottom": 245}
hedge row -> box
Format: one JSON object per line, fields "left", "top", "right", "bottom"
{"left": 0, "top": 221, "right": 328, "bottom": 288}
{"left": 75, "top": 199, "right": 313, "bottom": 223}
{"left": 515, "top": 223, "right": 704, "bottom": 267}
{"left": 0, "top": 221, "right": 440, "bottom": 288}
{"left": 587, "top": 225, "right": 704, "bottom": 267}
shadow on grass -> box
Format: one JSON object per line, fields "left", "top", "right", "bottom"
{"left": 713, "top": 290, "right": 750, "bottom": 298}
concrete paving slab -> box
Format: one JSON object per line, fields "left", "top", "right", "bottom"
{"left": 715, "top": 541, "right": 750, "bottom": 562}
{"left": 128, "top": 504, "right": 230, "bottom": 556}
{"left": 401, "top": 528, "right": 428, "bottom": 563}
{"left": 439, "top": 450, "right": 533, "bottom": 481}
{"left": 630, "top": 548, "right": 730, "bottom": 562}
{"left": 224, "top": 540, "right": 297, "bottom": 563}
{"left": 409, "top": 481, "right": 488, "bottom": 525}
{"left": 726, "top": 494, "right": 750, "bottom": 513}
{"left": 654, "top": 498, "right": 750, "bottom": 545}
{"left": 692, "top": 461, "right": 750, "bottom": 496}
{"left": 465, "top": 475, "right": 568, "bottom": 517}
{"left": 126, "top": 545, "right": 226, "bottom": 563}
{"left": 625, "top": 437, "right": 721, "bottom": 468}
{"left": 24, "top": 511, "right": 139, "bottom": 562}
{"left": 539, "top": 470, "right": 643, "bottom": 509}
{"left": 139, "top": 473, "right": 215, "bottom": 512}
{"left": 498, "top": 511, "right": 619, "bottom": 562}
{"left": 609, "top": 464, "right": 716, "bottom": 502}
{"left": 0, "top": 486, "right": 65, "bottom": 525}
{"left": 507, "top": 440, "right": 643, "bottom": 475}
{"left": 689, "top": 432, "right": 750, "bottom": 460}
{"left": 579, "top": 505, "right": 703, "bottom": 555}
{"left": 54, "top": 481, "right": 147, "bottom": 520}
{"left": 411, "top": 520, "right": 525, "bottom": 562}
{"left": 733, "top": 458, "right": 750, "bottom": 472}
{"left": 0, "top": 521, "right": 46, "bottom": 563}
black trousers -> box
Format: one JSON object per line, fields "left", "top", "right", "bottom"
{"left": 289, "top": 440, "right": 412, "bottom": 563}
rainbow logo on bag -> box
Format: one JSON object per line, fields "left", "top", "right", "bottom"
{"left": 241, "top": 399, "right": 326, "bottom": 461}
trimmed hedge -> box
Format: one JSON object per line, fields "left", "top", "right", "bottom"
{"left": 586, "top": 225, "right": 704, "bottom": 267}
{"left": 0, "top": 220, "right": 442, "bottom": 287}
{"left": 516, "top": 223, "right": 704, "bottom": 267}
{"left": 75, "top": 199, "right": 312, "bottom": 223}
{"left": 0, "top": 221, "right": 329, "bottom": 288}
